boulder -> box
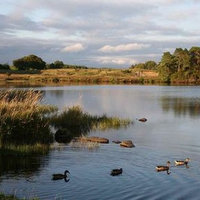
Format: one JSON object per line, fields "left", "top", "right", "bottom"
{"left": 120, "top": 140, "right": 135, "bottom": 148}
{"left": 87, "top": 136, "right": 109, "bottom": 143}
{"left": 55, "top": 129, "right": 73, "bottom": 143}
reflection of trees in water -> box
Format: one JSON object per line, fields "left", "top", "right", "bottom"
{"left": 0, "top": 152, "right": 49, "bottom": 178}
{"left": 161, "top": 97, "right": 200, "bottom": 118}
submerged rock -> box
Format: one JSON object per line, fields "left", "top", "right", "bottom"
{"left": 76, "top": 136, "right": 109, "bottom": 144}
{"left": 112, "top": 140, "right": 122, "bottom": 144}
{"left": 120, "top": 140, "right": 135, "bottom": 148}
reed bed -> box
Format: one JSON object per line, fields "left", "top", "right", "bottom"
{"left": 0, "top": 143, "right": 50, "bottom": 155}
{"left": 0, "top": 89, "right": 57, "bottom": 148}
{"left": 0, "top": 89, "right": 133, "bottom": 153}
{"left": 92, "top": 114, "right": 133, "bottom": 130}
{"left": 51, "top": 105, "right": 133, "bottom": 134}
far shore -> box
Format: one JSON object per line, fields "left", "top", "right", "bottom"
{"left": 0, "top": 68, "right": 159, "bottom": 85}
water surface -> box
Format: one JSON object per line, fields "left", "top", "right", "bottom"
{"left": 1, "top": 85, "right": 200, "bottom": 199}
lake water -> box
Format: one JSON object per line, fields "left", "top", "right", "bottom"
{"left": 1, "top": 85, "right": 200, "bottom": 200}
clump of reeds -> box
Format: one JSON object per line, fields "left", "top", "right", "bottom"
{"left": 51, "top": 105, "right": 133, "bottom": 136}
{"left": 0, "top": 89, "right": 57, "bottom": 148}
{"left": 50, "top": 105, "right": 94, "bottom": 136}
{"left": 0, "top": 143, "right": 50, "bottom": 155}
{"left": 92, "top": 114, "right": 133, "bottom": 131}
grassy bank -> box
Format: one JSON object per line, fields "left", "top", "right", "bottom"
{"left": 0, "top": 68, "right": 159, "bottom": 85}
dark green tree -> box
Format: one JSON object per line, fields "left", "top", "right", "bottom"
{"left": 157, "top": 52, "right": 177, "bottom": 83}
{"left": 0, "top": 63, "right": 10, "bottom": 70}
{"left": 13, "top": 54, "right": 46, "bottom": 70}
{"left": 145, "top": 60, "right": 157, "bottom": 70}
{"left": 174, "top": 48, "right": 190, "bottom": 72}
{"left": 54, "top": 60, "right": 64, "bottom": 68}
{"left": 189, "top": 47, "right": 200, "bottom": 82}
{"left": 46, "top": 60, "right": 64, "bottom": 69}
{"left": 130, "top": 61, "right": 157, "bottom": 70}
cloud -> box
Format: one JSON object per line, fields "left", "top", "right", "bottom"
{"left": 61, "top": 43, "right": 86, "bottom": 53}
{"left": 0, "top": 0, "right": 199, "bottom": 67}
{"left": 99, "top": 43, "right": 151, "bottom": 53}
{"left": 96, "top": 56, "right": 137, "bottom": 66}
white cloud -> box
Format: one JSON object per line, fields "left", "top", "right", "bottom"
{"left": 99, "top": 43, "right": 150, "bottom": 53}
{"left": 97, "top": 56, "right": 137, "bottom": 65}
{"left": 0, "top": 0, "right": 199, "bottom": 67}
{"left": 61, "top": 43, "right": 86, "bottom": 53}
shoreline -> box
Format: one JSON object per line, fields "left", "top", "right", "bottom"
{"left": 0, "top": 68, "right": 199, "bottom": 85}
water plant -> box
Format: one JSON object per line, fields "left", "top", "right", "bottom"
{"left": 0, "top": 89, "right": 133, "bottom": 152}
{"left": 51, "top": 106, "right": 133, "bottom": 132}
{"left": 0, "top": 89, "right": 57, "bottom": 148}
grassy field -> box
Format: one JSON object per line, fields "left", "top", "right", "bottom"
{"left": 0, "top": 68, "right": 159, "bottom": 85}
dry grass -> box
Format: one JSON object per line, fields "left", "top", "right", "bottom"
{"left": 0, "top": 89, "right": 57, "bottom": 147}
{"left": 0, "top": 68, "right": 159, "bottom": 84}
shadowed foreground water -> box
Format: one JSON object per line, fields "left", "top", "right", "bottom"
{"left": 1, "top": 85, "right": 200, "bottom": 200}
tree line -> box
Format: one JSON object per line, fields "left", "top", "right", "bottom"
{"left": 131, "top": 46, "right": 200, "bottom": 83}
{"left": 0, "top": 46, "right": 200, "bottom": 83}
{"left": 0, "top": 54, "right": 87, "bottom": 70}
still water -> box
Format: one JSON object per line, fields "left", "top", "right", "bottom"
{"left": 1, "top": 85, "right": 200, "bottom": 200}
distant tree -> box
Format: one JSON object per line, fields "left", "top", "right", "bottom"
{"left": 157, "top": 52, "right": 177, "bottom": 83}
{"left": 130, "top": 60, "right": 157, "bottom": 70}
{"left": 0, "top": 63, "right": 10, "bottom": 70}
{"left": 145, "top": 60, "right": 157, "bottom": 70}
{"left": 54, "top": 60, "right": 64, "bottom": 68}
{"left": 13, "top": 54, "right": 46, "bottom": 70}
{"left": 46, "top": 60, "right": 64, "bottom": 69}
{"left": 173, "top": 48, "right": 190, "bottom": 72}
{"left": 131, "top": 63, "right": 145, "bottom": 69}
{"left": 189, "top": 47, "right": 200, "bottom": 82}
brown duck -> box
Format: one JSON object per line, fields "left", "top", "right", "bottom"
{"left": 156, "top": 161, "right": 171, "bottom": 175}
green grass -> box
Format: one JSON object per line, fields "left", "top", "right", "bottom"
{"left": 51, "top": 105, "right": 133, "bottom": 134}
{"left": 0, "top": 143, "right": 50, "bottom": 156}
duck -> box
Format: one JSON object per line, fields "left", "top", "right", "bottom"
{"left": 174, "top": 158, "right": 190, "bottom": 166}
{"left": 52, "top": 170, "right": 70, "bottom": 181}
{"left": 110, "top": 168, "right": 123, "bottom": 176}
{"left": 156, "top": 161, "right": 171, "bottom": 175}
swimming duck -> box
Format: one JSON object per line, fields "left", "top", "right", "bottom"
{"left": 110, "top": 168, "right": 123, "bottom": 176}
{"left": 156, "top": 161, "right": 171, "bottom": 174}
{"left": 52, "top": 170, "right": 70, "bottom": 181}
{"left": 174, "top": 158, "right": 190, "bottom": 166}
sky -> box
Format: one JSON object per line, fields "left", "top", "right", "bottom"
{"left": 0, "top": 0, "right": 200, "bottom": 68}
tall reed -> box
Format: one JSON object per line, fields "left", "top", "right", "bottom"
{"left": 0, "top": 89, "right": 57, "bottom": 147}
{"left": 51, "top": 105, "right": 133, "bottom": 136}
